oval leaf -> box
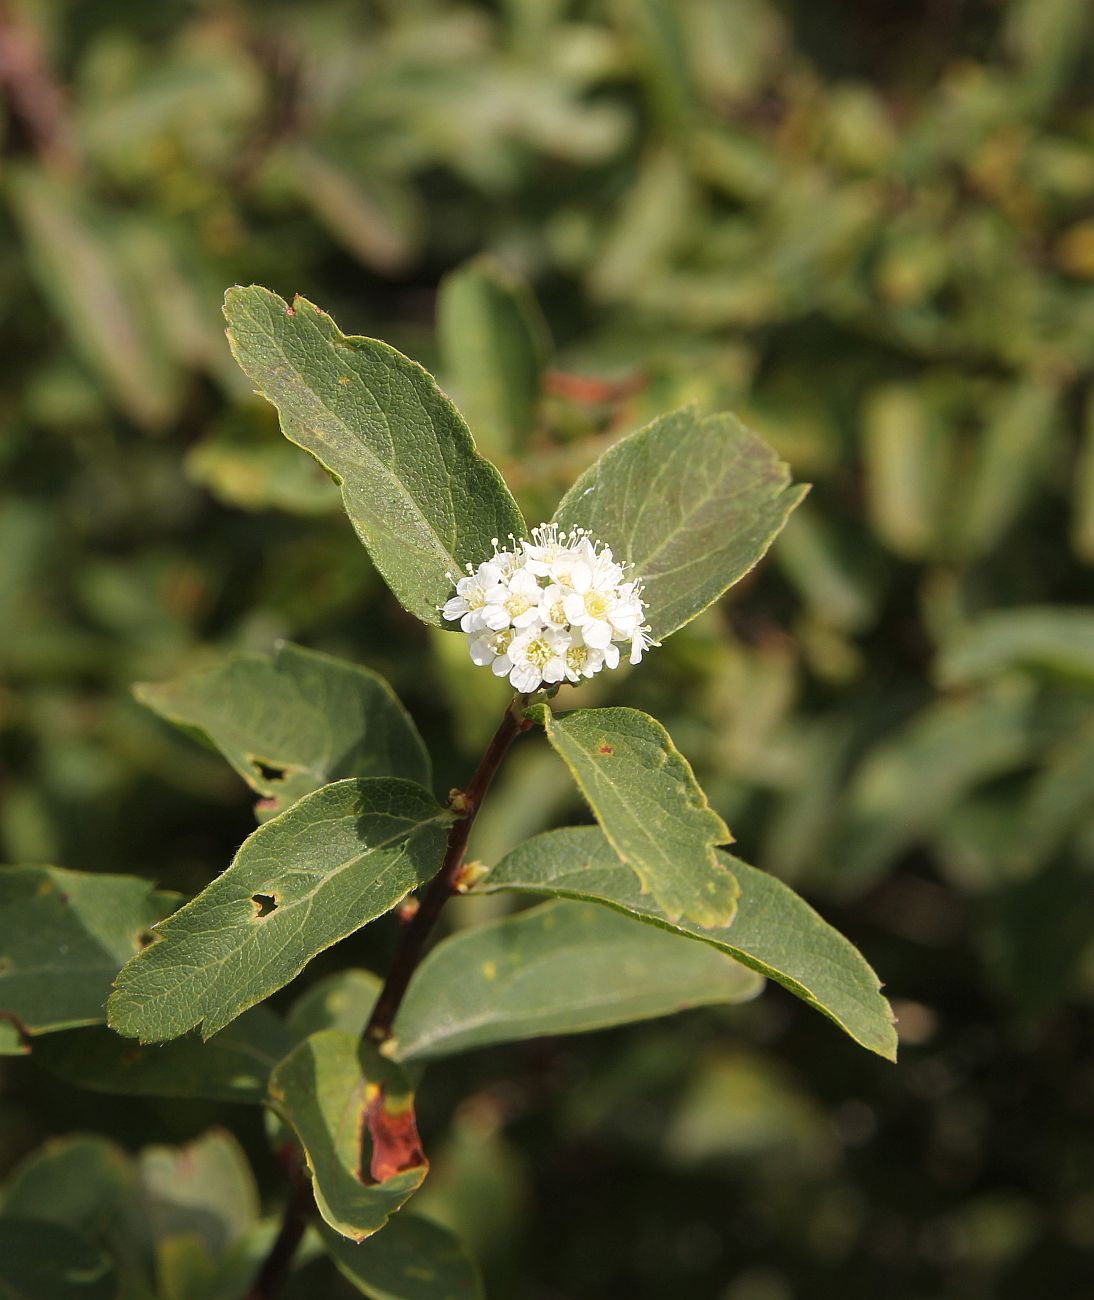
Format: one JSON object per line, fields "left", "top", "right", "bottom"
{"left": 287, "top": 969, "right": 382, "bottom": 1041}
{"left": 2, "top": 1135, "right": 134, "bottom": 1236}
{"left": 223, "top": 286, "right": 526, "bottom": 625}
{"left": 437, "top": 255, "right": 549, "bottom": 457}
{"left": 552, "top": 405, "right": 807, "bottom": 640}
{"left": 268, "top": 1030, "right": 428, "bottom": 1242}
{"left": 136, "top": 641, "right": 430, "bottom": 816}
{"left": 391, "top": 900, "right": 761, "bottom": 1062}
{"left": 34, "top": 1007, "right": 293, "bottom": 1104}
{"left": 937, "top": 606, "right": 1094, "bottom": 686}
{"left": 0, "top": 866, "right": 179, "bottom": 1041}
{"left": 532, "top": 704, "right": 739, "bottom": 927}
{"left": 481, "top": 827, "right": 897, "bottom": 1060}
{"left": 321, "top": 1215, "right": 484, "bottom": 1300}
{"left": 108, "top": 779, "right": 451, "bottom": 1043}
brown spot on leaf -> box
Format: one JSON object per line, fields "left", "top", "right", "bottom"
{"left": 365, "top": 1087, "right": 426, "bottom": 1183}
{"left": 597, "top": 743, "right": 614, "bottom": 756}
{"left": 285, "top": 304, "right": 295, "bottom": 316}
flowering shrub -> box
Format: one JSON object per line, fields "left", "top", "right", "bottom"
{"left": 0, "top": 286, "right": 895, "bottom": 1300}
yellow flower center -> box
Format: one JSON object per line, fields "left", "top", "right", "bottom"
{"left": 524, "top": 638, "right": 553, "bottom": 668}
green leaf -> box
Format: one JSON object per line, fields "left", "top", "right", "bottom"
{"left": 0, "top": 1020, "right": 26, "bottom": 1056}
{"left": 285, "top": 146, "right": 424, "bottom": 275}
{"left": 135, "top": 641, "right": 430, "bottom": 816}
{"left": 391, "top": 900, "right": 761, "bottom": 1062}
{"left": 223, "top": 286, "right": 526, "bottom": 625}
{"left": 1012, "top": 721, "right": 1094, "bottom": 871}
{"left": 0, "top": 866, "right": 179, "bottom": 1039}
{"left": 2, "top": 1135, "right": 134, "bottom": 1238}
{"left": 937, "top": 606, "right": 1094, "bottom": 686}
{"left": 480, "top": 827, "right": 897, "bottom": 1060}
{"left": 321, "top": 1216, "right": 484, "bottom": 1300}
{"left": 437, "top": 255, "right": 549, "bottom": 457}
{"left": 185, "top": 413, "right": 341, "bottom": 516}
{"left": 7, "top": 167, "right": 181, "bottom": 431}
{"left": 287, "top": 969, "right": 382, "bottom": 1041}
{"left": 138, "top": 1130, "right": 259, "bottom": 1255}
{"left": 551, "top": 405, "right": 806, "bottom": 641}
{"left": 532, "top": 705, "right": 739, "bottom": 927}
{"left": 153, "top": 1227, "right": 275, "bottom": 1300}
{"left": 860, "top": 384, "right": 952, "bottom": 561}
{"left": 268, "top": 1030, "right": 428, "bottom": 1242}
{"left": 34, "top": 1007, "right": 292, "bottom": 1104}
{"left": 953, "top": 378, "right": 1059, "bottom": 559}
{"left": 0, "top": 1220, "right": 117, "bottom": 1300}
{"left": 833, "top": 688, "right": 1039, "bottom": 892}
{"left": 108, "top": 779, "right": 451, "bottom": 1043}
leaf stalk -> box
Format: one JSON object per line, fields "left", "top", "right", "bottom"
{"left": 364, "top": 695, "right": 531, "bottom": 1045}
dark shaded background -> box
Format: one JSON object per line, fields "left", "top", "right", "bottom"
{"left": 2, "top": 1, "right": 1093, "bottom": 1296}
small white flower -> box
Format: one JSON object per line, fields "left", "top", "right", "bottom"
{"left": 441, "top": 561, "right": 504, "bottom": 633}
{"left": 562, "top": 559, "right": 638, "bottom": 649}
{"left": 540, "top": 583, "right": 571, "bottom": 629}
{"left": 507, "top": 627, "right": 569, "bottom": 693}
{"left": 482, "top": 567, "right": 542, "bottom": 631}
{"left": 563, "top": 629, "right": 618, "bottom": 681}
{"left": 444, "top": 525, "right": 653, "bottom": 691}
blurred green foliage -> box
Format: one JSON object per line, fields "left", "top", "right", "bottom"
{"left": 1, "top": 0, "right": 1093, "bottom": 1296}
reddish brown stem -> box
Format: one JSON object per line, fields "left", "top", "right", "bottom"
{"left": 364, "top": 696, "right": 530, "bottom": 1045}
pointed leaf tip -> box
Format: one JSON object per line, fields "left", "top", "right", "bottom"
{"left": 222, "top": 284, "right": 525, "bottom": 625}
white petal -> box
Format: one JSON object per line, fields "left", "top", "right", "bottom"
{"left": 582, "top": 619, "right": 612, "bottom": 649}
{"left": 469, "top": 637, "right": 496, "bottom": 666}
{"left": 491, "top": 654, "right": 513, "bottom": 677}
{"left": 442, "top": 597, "right": 467, "bottom": 621}
{"left": 542, "top": 658, "right": 567, "bottom": 684}
{"left": 481, "top": 604, "right": 510, "bottom": 631}
{"left": 563, "top": 592, "right": 587, "bottom": 624}
{"left": 570, "top": 560, "right": 592, "bottom": 594}
{"left": 609, "top": 607, "right": 639, "bottom": 635}
{"left": 510, "top": 663, "right": 542, "bottom": 693}
{"left": 510, "top": 569, "right": 540, "bottom": 598}
{"left": 603, "top": 643, "right": 620, "bottom": 670}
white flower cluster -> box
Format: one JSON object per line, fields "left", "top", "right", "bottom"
{"left": 442, "top": 525, "right": 652, "bottom": 694}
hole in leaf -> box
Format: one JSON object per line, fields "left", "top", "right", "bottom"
{"left": 135, "top": 929, "right": 154, "bottom": 949}
{"left": 251, "top": 893, "right": 278, "bottom": 918}
{"left": 251, "top": 758, "right": 287, "bottom": 783}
